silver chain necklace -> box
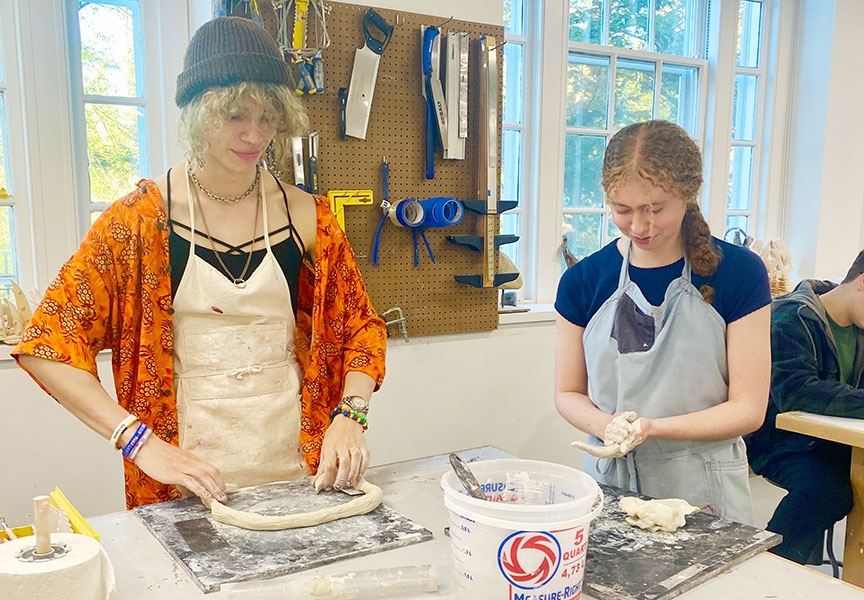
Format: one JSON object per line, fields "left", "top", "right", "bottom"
{"left": 188, "top": 171, "right": 261, "bottom": 289}
{"left": 187, "top": 164, "right": 261, "bottom": 205}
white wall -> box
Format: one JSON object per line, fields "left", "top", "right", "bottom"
{"left": 783, "top": 0, "right": 864, "bottom": 281}
{"left": 0, "top": 355, "right": 125, "bottom": 525}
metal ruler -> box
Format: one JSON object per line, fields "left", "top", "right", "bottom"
{"left": 479, "top": 35, "right": 498, "bottom": 288}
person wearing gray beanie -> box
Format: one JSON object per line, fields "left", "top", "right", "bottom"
{"left": 14, "top": 17, "right": 386, "bottom": 510}
{"left": 175, "top": 16, "right": 291, "bottom": 108}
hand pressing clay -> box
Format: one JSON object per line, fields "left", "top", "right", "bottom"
{"left": 618, "top": 496, "right": 700, "bottom": 533}
{"left": 572, "top": 411, "right": 642, "bottom": 459}
{"left": 201, "top": 478, "right": 383, "bottom": 531}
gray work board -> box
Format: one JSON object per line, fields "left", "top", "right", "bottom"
{"left": 134, "top": 479, "right": 434, "bottom": 593}
{"left": 584, "top": 484, "right": 781, "bottom": 600}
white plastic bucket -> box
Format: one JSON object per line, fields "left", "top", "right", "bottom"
{"left": 441, "top": 459, "right": 603, "bottom": 600}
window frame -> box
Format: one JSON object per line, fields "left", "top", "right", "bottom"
{"left": 516, "top": 0, "right": 785, "bottom": 304}
{"left": 502, "top": 0, "right": 542, "bottom": 301}
{"left": 561, "top": 41, "right": 709, "bottom": 266}
{"left": 724, "top": 0, "right": 770, "bottom": 240}
{"left": 67, "top": 0, "right": 150, "bottom": 231}
{"left": 0, "top": 0, "right": 34, "bottom": 295}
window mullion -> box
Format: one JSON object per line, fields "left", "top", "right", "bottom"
{"left": 648, "top": 0, "right": 657, "bottom": 52}
{"left": 82, "top": 95, "right": 146, "bottom": 107}
{"left": 602, "top": 0, "right": 610, "bottom": 46}
{"left": 608, "top": 53, "right": 617, "bottom": 133}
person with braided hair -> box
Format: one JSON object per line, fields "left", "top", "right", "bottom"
{"left": 555, "top": 119, "right": 771, "bottom": 523}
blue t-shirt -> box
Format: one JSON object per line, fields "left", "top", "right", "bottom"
{"left": 555, "top": 237, "right": 771, "bottom": 327}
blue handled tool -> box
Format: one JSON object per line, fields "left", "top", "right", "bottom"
{"left": 295, "top": 60, "right": 317, "bottom": 95}
{"left": 338, "top": 87, "right": 347, "bottom": 141}
{"left": 421, "top": 26, "right": 449, "bottom": 178}
{"left": 371, "top": 157, "right": 391, "bottom": 266}
{"left": 345, "top": 9, "right": 394, "bottom": 139}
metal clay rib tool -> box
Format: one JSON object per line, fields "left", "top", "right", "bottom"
{"left": 448, "top": 453, "right": 487, "bottom": 501}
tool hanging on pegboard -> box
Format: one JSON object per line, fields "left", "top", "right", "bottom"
{"left": 420, "top": 23, "right": 449, "bottom": 178}
{"left": 371, "top": 158, "right": 465, "bottom": 267}
{"left": 448, "top": 35, "right": 519, "bottom": 288}
{"left": 345, "top": 9, "right": 394, "bottom": 139}
{"left": 442, "top": 31, "right": 469, "bottom": 160}
{"left": 273, "top": 0, "right": 330, "bottom": 94}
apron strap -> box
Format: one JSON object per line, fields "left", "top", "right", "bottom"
{"left": 618, "top": 239, "right": 695, "bottom": 288}
{"left": 183, "top": 161, "right": 198, "bottom": 264}
{"left": 260, "top": 161, "right": 274, "bottom": 254}
{"left": 617, "top": 240, "right": 632, "bottom": 288}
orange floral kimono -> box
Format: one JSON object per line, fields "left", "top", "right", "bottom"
{"left": 13, "top": 181, "right": 386, "bottom": 508}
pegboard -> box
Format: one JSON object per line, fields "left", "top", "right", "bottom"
{"left": 239, "top": 2, "right": 506, "bottom": 337}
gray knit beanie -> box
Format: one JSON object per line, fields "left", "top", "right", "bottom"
{"left": 175, "top": 17, "right": 290, "bottom": 107}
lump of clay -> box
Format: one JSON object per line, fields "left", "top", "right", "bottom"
{"left": 618, "top": 496, "right": 700, "bottom": 533}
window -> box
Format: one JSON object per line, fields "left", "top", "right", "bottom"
{"left": 0, "top": 28, "right": 16, "bottom": 300}
{"left": 501, "top": 0, "right": 527, "bottom": 276}
{"left": 561, "top": 0, "right": 707, "bottom": 267}
{"left": 724, "top": 0, "right": 765, "bottom": 238}
{"left": 68, "top": 0, "right": 148, "bottom": 229}
{"left": 0, "top": 2, "right": 26, "bottom": 301}
{"left": 502, "top": 0, "right": 784, "bottom": 304}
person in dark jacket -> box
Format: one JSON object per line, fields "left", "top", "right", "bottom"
{"left": 745, "top": 250, "right": 864, "bottom": 564}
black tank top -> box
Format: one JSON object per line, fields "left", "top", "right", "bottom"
{"left": 166, "top": 168, "right": 306, "bottom": 313}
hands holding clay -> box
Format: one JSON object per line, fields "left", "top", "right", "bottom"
{"left": 572, "top": 411, "right": 646, "bottom": 459}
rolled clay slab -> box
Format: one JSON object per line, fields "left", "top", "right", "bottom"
{"left": 201, "top": 478, "right": 383, "bottom": 531}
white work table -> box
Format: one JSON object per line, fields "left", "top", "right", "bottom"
{"left": 90, "top": 447, "right": 863, "bottom": 599}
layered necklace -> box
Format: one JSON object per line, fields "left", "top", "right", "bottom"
{"left": 187, "top": 168, "right": 261, "bottom": 289}
{"left": 186, "top": 163, "right": 261, "bottom": 204}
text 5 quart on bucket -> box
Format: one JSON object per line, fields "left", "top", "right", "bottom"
{"left": 441, "top": 459, "right": 603, "bottom": 600}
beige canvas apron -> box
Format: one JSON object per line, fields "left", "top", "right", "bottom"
{"left": 172, "top": 172, "right": 307, "bottom": 487}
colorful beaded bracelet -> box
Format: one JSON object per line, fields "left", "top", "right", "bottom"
{"left": 329, "top": 405, "right": 368, "bottom": 431}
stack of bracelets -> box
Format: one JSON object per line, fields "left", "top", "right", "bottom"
{"left": 329, "top": 404, "right": 368, "bottom": 431}
{"left": 109, "top": 415, "right": 152, "bottom": 462}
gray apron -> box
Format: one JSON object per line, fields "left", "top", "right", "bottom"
{"left": 581, "top": 242, "right": 752, "bottom": 523}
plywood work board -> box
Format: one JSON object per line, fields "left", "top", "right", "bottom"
{"left": 584, "top": 484, "right": 781, "bottom": 600}
{"left": 239, "top": 2, "right": 506, "bottom": 337}
{"left": 134, "top": 479, "right": 433, "bottom": 593}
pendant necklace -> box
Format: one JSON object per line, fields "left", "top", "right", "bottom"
{"left": 189, "top": 171, "right": 261, "bottom": 289}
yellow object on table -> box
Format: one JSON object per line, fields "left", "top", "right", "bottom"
{"left": 0, "top": 487, "right": 98, "bottom": 541}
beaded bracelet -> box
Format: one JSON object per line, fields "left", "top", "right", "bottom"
{"left": 329, "top": 405, "right": 368, "bottom": 431}
{"left": 122, "top": 423, "right": 149, "bottom": 458}
{"left": 110, "top": 414, "right": 139, "bottom": 449}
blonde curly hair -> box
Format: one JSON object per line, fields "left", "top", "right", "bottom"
{"left": 602, "top": 120, "right": 720, "bottom": 301}
{"left": 177, "top": 81, "right": 308, "bottom": 176}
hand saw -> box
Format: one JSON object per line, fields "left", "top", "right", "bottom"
{"left": 345, "top": 9, "right": 394, "bottom": 140}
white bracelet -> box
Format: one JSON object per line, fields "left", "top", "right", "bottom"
{"left": 110, "top": 414, "right": 139, "bottom": 449}
{"left": 127, "top": 428, "right": 152, "bottom": 462}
